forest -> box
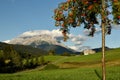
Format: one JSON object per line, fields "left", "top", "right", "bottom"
{"left": 0, "top": 42, "right": 47, "bottom": 73}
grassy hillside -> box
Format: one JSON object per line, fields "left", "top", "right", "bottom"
{"left": 44, "top": 48, "right": 120, "bottom": 68}
{"left": 0, "top": 66, "right": 120, "bottom": 80}
{"left": 0, "top": 48, "right": 120, "bottom": 80}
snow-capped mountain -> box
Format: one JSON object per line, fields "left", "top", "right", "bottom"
{"left": 9, "top": 30, "right": 61, "bottom": 45}
{"left": 8, "top": 30, "right": 77, "bottom": 54}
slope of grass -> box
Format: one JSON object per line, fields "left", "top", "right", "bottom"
{"left": 48, "top": 48, "right": 120, "bottom": 68}
{"left": 62, "top": 48, "right": 120, "bottom": 62}
{"left": 44, "top": 55, "right": 66, "bottom": 62}
{"left": 44, "top": 48, "right": 119, "bottom": 63}
{"left": 0, "top": 48, "right": 120, "bottom": 80}
{"left": 0, "top": 66, "right": 120, "bottom": 80}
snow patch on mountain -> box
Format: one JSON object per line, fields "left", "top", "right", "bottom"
{"left": 8, "top": 29, "right": 66, "bottom": 47}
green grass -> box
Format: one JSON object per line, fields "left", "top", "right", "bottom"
{"left": 44, "top": 55, "right": 66, "bottom": 62}
{"left": 0, "top": 48, "right": 120, "bottom": 80}
{"left": 44, "top": 48, "right": 120, "bottom": 63}
{"left": 42, "top": 48, "right": 120, "bottom": 69}
{"left": 61, "top": 48, "right": 120, "bottom": 63}
{"left": 0, "top": 66, "right": 120, "bottom": 80}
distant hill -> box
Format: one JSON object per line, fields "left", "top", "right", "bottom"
{"left": 30, "top": 41, "right": 79, "bottom": 54}
{"left": 93, "top": 46, "right": 111, "bottom": 52}
{"left": 0, "top": 42, "right": 47, "bottom": 57}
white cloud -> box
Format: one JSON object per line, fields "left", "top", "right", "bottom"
{"left": 78, "top": 46, "right": 91, "bottom": 51}
{"left": 69, "top": 34, "right": 86, "bottom": 46}
{"left": 112, "top": 24, "right": 120, "bottom": 29}
{"left": 83, "top": 28, "right": 101, "bottom": 36}
{"left": 20, "top": 29, "right": 62, "bottom": 37}
{"left": 3, "top": 40, "right": 10, "bottom": 43}
{"left": 69, "top": 46, "right": 79, "bottom": 51}
{"left": 70, "top": 34, "right": 86, "bottom": 41}
{"left": 83, "top": 29, "right": 91, "bottom": 36}
{"left": 69, "top": 45, "right": 91, "bottom": 52}
{"left": 61, "top": 24, "right": 119, "bottom": 51}
{"left": 51, "top": 29, "right": 62, "bottom": 36}
{"left": 51, "top": 29, "right": 63, "bottom": 41}
{"left": 83, "top": 24, "right": 120, "bottom": 36}
{"left": 50, "top": 30, "right": 89, "bottom": 51}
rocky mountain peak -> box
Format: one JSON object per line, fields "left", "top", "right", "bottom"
{"left": 4, "top": 30, "right": 81, "bottom": 54}
{"left": 8, "top": 30, "right": 66, "bottom": 48}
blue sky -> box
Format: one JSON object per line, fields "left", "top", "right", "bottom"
{"left": 0, "top": 0, "right": 64, "bottom": 40}
{"left": 0, "top": 0, "right": 120, "bottom": 49}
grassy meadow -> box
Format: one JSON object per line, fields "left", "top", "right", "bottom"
{"left": 0, "top": 48, "right": 120, "bottom": 80}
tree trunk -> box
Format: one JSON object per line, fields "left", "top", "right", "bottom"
{"left": 101, "top": 0, "right": 106, "bottom": 80}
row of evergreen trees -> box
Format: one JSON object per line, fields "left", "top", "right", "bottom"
{"left": 0, "top": 45, "right": 46, "bottom": 73}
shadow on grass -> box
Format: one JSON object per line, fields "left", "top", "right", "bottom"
{"left": 94, "top": 70, "right": 102, "bottom": 80}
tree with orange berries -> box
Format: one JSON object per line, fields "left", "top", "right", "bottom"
{"left": 53, "top": 0, "right": 120, "bottom": 80}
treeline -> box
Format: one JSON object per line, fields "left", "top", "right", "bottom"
{"left": 48, "top": 50, "right": 79, "bottom": 56}
{"left": 0, "top": 42, "right": 47, "bottom": 57}
{"left": 0, "top": 45, "right": 47, "bottom": 73}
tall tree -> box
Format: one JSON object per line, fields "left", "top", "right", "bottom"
{"left": 3, "top": 45, "right": 21, "bottom": 71}
{"left": 53, "top": 0, "right": 120, "bottom": 80}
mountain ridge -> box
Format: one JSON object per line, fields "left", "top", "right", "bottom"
{"left": 0, "top": 42, "right": 47, "bottom": 57}
{"left": 7, "top": 30, "right": 78, "bottom": 54}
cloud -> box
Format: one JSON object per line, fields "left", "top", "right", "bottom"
{"left": 83, "top": 28, "right": 101, "bottom": 35}
{"left": 3, "top": 40, "right": 10, "bottom": 43}
{"left": 50, "top": 30, "right": 89, "bottom": 51}
{"left": 95, "top": 28, "right": 102, "bottom": 34}
{"left": 69, "top": 45, "right": 91, "bottom": 52}
{"left": 51, "top": 29, "right": 63, "bottom": 41}
{"left": 18, "top": 29, "right": 63, "bottom": 43}
{"left": 112, "top": 24, "right": 120, "bottom": 29}
{"left": 50, "top": 30, "right": 87, "bottom": 46}
{"left": 51, "top": 25, "right": 119, "bottom": 51}
{"left": 20, "top": 29, "right": 62, "bottom": 37}
{"left": 69, "top": 34, "right": 87, "bottom": 45}
{"left": 39, "top": 29, "right": 89, "bottom": 51}
{"left": 69, "top": 46, "right": 79, "bottom": 51}
{"left": 83, "top": 24, "right": 120, "bottom": 35}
